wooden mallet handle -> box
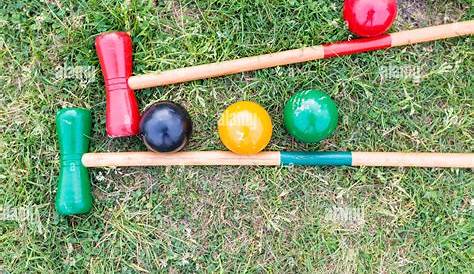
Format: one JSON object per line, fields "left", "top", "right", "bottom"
{"left": 82, "top": 151, "right": 474, "bottom": 168}
{"left": 128, "top": 21, "right": 474, "bottom": 89}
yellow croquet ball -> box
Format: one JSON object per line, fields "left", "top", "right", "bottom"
{"left": 218, "top": 101, "right": 272, "bottom": 155}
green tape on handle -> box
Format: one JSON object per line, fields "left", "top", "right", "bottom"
{"left": 56, "top": 108, "right": 93, "bottom": 215}
{"left": 280, "top": 151, "right": 352, "bottom": 166}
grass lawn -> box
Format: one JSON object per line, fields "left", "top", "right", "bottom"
{"left": 1, "top": 0, "right": 473, "bottom": 272}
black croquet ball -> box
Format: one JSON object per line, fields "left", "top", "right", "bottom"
{"left": 139, "top": 101, "right": 192, "bottom": 153}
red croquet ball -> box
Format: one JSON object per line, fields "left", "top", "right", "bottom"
{"left": 343, "top": 0, "right": 397, "bottom": 37}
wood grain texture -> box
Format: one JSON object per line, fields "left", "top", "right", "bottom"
{"left": 352, "top": 152, "right": 474, "bottom": 168}
{"left": 127, "top": 21, "right": 473, "bottom": 89}
{"left": 82, "top": 151, "right": 281, "bottom": 167}
{"left": 390, "top": 20, "right": 474, "bottom": 47}
{"left": 128, "top": 46, "right": 324, "bottom": 89}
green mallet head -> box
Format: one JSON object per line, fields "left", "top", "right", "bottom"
{"left": 56, "top": 108, "right": 93, "bottom": 215}
{"left": 284, "top": 90, "right": 339, "bottom": 143}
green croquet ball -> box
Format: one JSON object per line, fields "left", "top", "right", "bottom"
{"left": 283, "top": 90, "right": 338, "bottom": 143}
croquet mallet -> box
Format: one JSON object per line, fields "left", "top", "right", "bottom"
{"left": 56, "top": 108, "right": 474, "bottom": 215}
{"left": 95, "top": 21, "right": 474, "bottom": 137}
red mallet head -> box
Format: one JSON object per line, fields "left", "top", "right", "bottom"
{"left": 95, "top": 32, "right": 140, "bottom": 137}
{"left": 343, "top": 0, "right": 397, "bottom": 37}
